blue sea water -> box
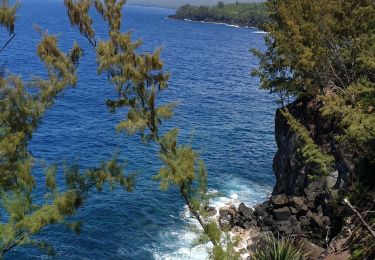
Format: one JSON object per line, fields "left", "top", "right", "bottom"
{"left": 2, "top": 1, "right": 278, "bottom": 259}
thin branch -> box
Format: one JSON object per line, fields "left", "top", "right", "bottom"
{"left": 328, "top": 59, "right": 346, "bottom": 91}
{"left": 1, "top": 231, "right": 30, "bottom": 256}
{"left": 1, "top": 179, "right": 100, "bottom": 256}
{"left": 0, "top": 34, "right": 16, "bottom": 54}
{"left": 344, "top": 198, "right": 375, "bottom": 240}
{"left": 85, "top": 35, "right": 96, "bottom": 48}
{"left": 181, "top": 185, "right": 218, "bottom": 247}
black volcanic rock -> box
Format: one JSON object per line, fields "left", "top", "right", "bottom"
{"left": 272, "top": 207, "right": 291, "bottom": 221}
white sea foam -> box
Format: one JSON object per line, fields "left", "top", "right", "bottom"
{"left": 177, "top": 18, "right": 246, "bottom": 29}
{"left": 153, "top": 178, "right": 272, "bottom": 259}
{"left": 252, "top": 30, "right": 268, "bottom": 34}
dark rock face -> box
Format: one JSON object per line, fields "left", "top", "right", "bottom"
{"left": 238, "top": 203, "right": 253, "bottom": 217}
{"left": 273, "top": 207, "right": 291, "bottom": 221}
{"left": 219, "top": 208, "right": 235, "bottom": 230}
{"left": 270, "top": 194, "right": 289, "bottom": 208}
{"left": 273, "top": 99, "right": 353, "bottom": 196}
{"left": 233, "top": 193, "right": 333, "bottom": 246}
{"left": 225, "top": 99, "right": 355, "bottom": 254}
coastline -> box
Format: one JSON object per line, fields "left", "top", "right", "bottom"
{"left": 167, "top": 16, "right": 263, "bottom": 30}
{"left": 127, "top": 3, "right": 177, "bottom": 11}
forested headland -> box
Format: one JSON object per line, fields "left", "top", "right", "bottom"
{"left": 169, "top": 2, "right": 269, "bottom": 28}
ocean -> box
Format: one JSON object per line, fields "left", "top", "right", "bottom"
{"left": 2, "top": 1, "right": 277, "bottom": 259}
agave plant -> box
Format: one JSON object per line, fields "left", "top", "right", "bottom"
{"left": 251, "top": 235, "right": 309, "bottom": 260}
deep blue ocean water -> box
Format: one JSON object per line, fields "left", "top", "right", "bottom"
{"left": 2, "top": 1, "right": 278, "bottom": 259}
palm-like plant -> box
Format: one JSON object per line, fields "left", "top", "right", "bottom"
{"left": 251, "top": 235, "right": 309, "bottom": 260}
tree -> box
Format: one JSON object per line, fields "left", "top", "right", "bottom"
{"left": 0, "top": 0, "right": 238, "bottom": 257}
{"left": 252, "top": 0, "right": 375, "bottom": 179}
{"left": 171, "top": 2, "right": 269, "bottom": 29}
{"left": 252, "top": 0, "right": 375, "bottom": 256}
{"left": 217, "top": 1, "right": 225, "bottom": 9}
{"left": 65, "top": 0, "right": 239, "bottom": 258}
{"left": 0, "top": 1, "right": 135, "bottom": 256}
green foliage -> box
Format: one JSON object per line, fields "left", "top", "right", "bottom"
{"left": 64, "top": 0, "right": 95, "bottom": 45}
{"left": 280, "top": 108, "right": 334, "bottom": 176}
{"left": 94, "top": 0, "right": 126, "bottom": 32}
{"left": 321, "top": 78, "right": 375, "bottom": 185}
{"left": 0, "top": 0, "right": 19, "bottom": 34}
{"left": 251, "top": 235, "right": 309, "bottom": 260}
{"left": 65, "top": 1, "right": 240, "bottom": 258}
{"left": 96, "top": 30, "right": 173, "bottom": 142}
{"left": 171, "top": 2, "right": 269, "bottom": 28}
{"left": 154, "top": 129, "right": 197, "bottom": 191}
{"left": 0, "top": 2, "right": 138, "bottom": 256}
{"left": 0, "top": 155, "right": 134, "bottom": 256}
{"left": 210, "top": 227, "right": 240, "bottom": 260}
{"left": 0, "top": 32, "right": 81, "bottom": 191}
{"left": 253, "top": 0, "right": 375, "bottom": 182}
{"left": 65, "top": 0, "right": 173, "bottom": 143}
{"left": 252, "top": 0, "right": 375, "bottom": 98}
{"left": 253, "top": 1, "right": 375, "bottom": 257}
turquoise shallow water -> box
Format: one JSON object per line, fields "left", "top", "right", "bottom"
{"left": 2, "top": 1, "right": 278, "bottom": 259}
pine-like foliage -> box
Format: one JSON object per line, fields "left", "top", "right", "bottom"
{"left": 64, "top": 1, "right": 239, "bottom": 257}
{"left": 280, "top": 108, "right": 334, "bottom": 177}
{"left": 0, "top": 33, "right": 82, "bottom": 191}
{"left": 0, "top": 4, "right": 135, "bottom": 256}
{"left": 253, "top": 0, "right": 375, "bottom": 179}
{"left": 0, "top": 0, "right": 19, "bottom": 34}
{"left": 253, "top": 0, "right": 375, "bottom": 256}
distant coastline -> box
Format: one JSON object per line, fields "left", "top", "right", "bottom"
{"left": 169, "top": 2, "right": 268, "bottom": 30}
{"left": 127, "top": 3, "right": 176, "bottom": 11}
{"left": 168, "top": 16, "right": 259, "bottom": 29}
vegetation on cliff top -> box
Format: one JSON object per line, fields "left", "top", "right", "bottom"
{"left": 170, "top": 2, "right": 269, "bottom": 28}
{"left": 252, "top": 0, "right": 375, "bottom": 257}
{"left": 253, "top": 0, "right": 375, "bottom": 184}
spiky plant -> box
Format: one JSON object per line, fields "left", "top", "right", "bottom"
{"left": 251, "top": 235, "right": 309, "bottom": 260}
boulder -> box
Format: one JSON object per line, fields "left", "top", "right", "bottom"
{"left": 243, "top": 221, "right": 256, "bottom": 230}
{"left": 297, "top": 238, "right": 325, "bottom": 259}
{"left": 263, "top": 216, "right": 276, "bottom": 227}
{"left": 277, "top": 221, "right": 293, "bottom": 235}
{"left": 260, "top": 225, "right": 273, "bottom": 232}
{"left": 290, "top": 207, "right": 298, "bottom": 214}
{"left": 322, "top": 216, "right": 330, "bottom": 226}
{"left": 219, "top": 208, "right": 234, "bottom": 230}
{"left": 326, "top": 170, "right": 339, "bottom": 189}
{"left": 317, "top": 205, "right": 324, "bottom": 216}
{"left": 271, "top": 194, "right": 289, "bottom": 208}
{"left": 254, "top": 205, "right": 267, "bottom": 218}
{"left": 204, "top": 206, "right": 217, "bottom": 217}
{"left": 238, "top": 203, "right": 253, "bottom": 217}
{"left": 273, "top": 207, "right": 291, "bottom": 221}
{"left": 300, "top": 204, "right": 309, "bottom": 213}
{"left": 219, "top": 218, "right": 232, "bottom": 230}
{"left": 292, "top": 196, "right": 306, "bottom": 210}
{"left": 309, "top": 212, "right": 325, "bottom": 228}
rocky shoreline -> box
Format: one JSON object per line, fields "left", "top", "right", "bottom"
{"left": 214, "top": 98, "right": 356, "bottom": 259}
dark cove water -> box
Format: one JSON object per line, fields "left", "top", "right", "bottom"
{"left": 2, "top": 1, "right": 277, "bottom": 259}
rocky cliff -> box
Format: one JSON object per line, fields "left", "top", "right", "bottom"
{"left": 219, "top": 98, "right": 360, "bottom": 258}
{"left": 273, "top": 98, "right": 353, "bottom": 196}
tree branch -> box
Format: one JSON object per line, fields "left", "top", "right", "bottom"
{"left": 344, "top": 198, "right": 375, "bottom": 240}
{"left": 0, "top": 34, "right": 16, "bottom": 54}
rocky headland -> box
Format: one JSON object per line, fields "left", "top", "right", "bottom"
{"left": 217, "top": 98, "right": 359, "bottom": 259}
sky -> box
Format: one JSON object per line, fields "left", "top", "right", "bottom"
{"left": 127, "top": 0, "right": 264, "bottom": 9}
